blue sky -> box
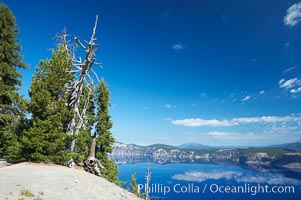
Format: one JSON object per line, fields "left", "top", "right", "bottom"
{"left": 4, "top": 0, "right": 301, "bottom": 146}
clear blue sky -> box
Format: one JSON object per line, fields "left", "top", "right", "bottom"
{"left": 4, "top": 0, "right": 301, "bottom": 146}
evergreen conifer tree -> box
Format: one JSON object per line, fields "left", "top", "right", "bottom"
{"left": 0, "top": 3, "right": 27, "bottom": 159}
{"left": 130, "top": 172, "right": 143, "bottom": 198}
{"left": 95, "top": 80, "right": 119, "bottom": 184}
{"left": 21, "top": 46, "right": 73, "bottom": 163}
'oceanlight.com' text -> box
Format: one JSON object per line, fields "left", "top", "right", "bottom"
{"left": 137, "top": 183, "right": 295, "bottom": 196}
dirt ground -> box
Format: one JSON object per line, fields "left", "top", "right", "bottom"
{"left": 0, "top": 162, "right": 141, "bottom": 200}
{"left": 0, "top": 160, "right": 14, "bottom": 168}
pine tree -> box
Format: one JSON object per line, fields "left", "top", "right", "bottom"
{"left": 95, "top": 80, "right": 119, "bottom": 184}
{"left": 21, "top": 46, "right": 73, "bottom": 163}
{"left": 130, "top": 172, "right": 143, "bottom": 198}
{"left": 0, "top": 3, "right": 27, "bottom": 159}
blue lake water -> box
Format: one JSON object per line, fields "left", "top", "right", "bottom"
{"left": 118, "top": 162, "right": 301, "bottom": 200}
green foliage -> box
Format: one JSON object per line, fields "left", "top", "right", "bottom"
{"left": 20, "top": 189, "right": 34, "bottom": 197}
{"left": 0, "top": 3, "right": 27, "bottom": 159}
{"left": 21, "top": 46, "right": 73, "bottom": 163}
{"left": 95, "top": 80, "right": 114, "bottom": 153}
{"left": 95, "top": 80, "right": 119, "bottom": 184}
{"left": 130, "top": 172, "right": 143, "bottom": 198}
{"left": 72, "top": 129, "right": 91, "bottom": 163}
{"left": 97, "top": 153, "right": 120, "bottom": 184}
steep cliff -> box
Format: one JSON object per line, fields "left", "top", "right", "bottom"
{"left": 111, "top": 142, "right": 301, "bottom": 172}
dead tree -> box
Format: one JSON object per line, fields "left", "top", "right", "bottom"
{"left": 66, "top": 15, "right": 101, "bottom": 152}
{"left": 60, "top": 15, "right": 102, "bottom": 168}
{"left": 145, "top": 167, "right": 151, "bottom": 200}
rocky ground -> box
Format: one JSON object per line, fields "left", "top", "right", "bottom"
{"left": 0, "top": 162, "right": 142, "bottom": 200}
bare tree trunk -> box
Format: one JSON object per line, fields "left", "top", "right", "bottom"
{"left": 145, "top": 167, "right": 151, "bottom": 200}
{"left": 88, "top": 138, "right": 96, "bottom": 160}
{"left": 83, "top": 137, "right": 104, "bottom": 176}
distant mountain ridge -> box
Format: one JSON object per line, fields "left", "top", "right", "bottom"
{"left": 111, "top": 141, "right": 301, "bottom": 173}
{"left": 268, "top": 141, "right": 301, "bottom": 151}
{"left": 177, "top": 143, "right": 214, "bottom": 150}
{"left": 147, "top": 143, "right": 176, "bottom": 149}
{"left": 114, "top": 140, "right": 301, "bottom": 151}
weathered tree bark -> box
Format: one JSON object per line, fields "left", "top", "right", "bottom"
{"left": 88, "top": 138, "right": 96, "bottom": 160}
{"left": 145, "top": 167, "right": 151, "bottom": 200}
{"left": 64, "top": 15, "right": 101, "bottom": 151}
{"left": 83, "top": 137, "right": 104, "bottom": 176}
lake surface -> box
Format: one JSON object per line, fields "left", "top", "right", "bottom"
{"left": 118, "top": 162, "right": 301, "bottom": 200}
